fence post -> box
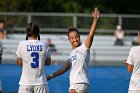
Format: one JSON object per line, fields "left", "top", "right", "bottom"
{"left": 118, "top": 15, "right": 122, "bottom": 26}
{"left": 73, "top": 15, "right": 77, "bottom": 27}
{"left": 28, "top": 14, "right": 32, "bottom": 23}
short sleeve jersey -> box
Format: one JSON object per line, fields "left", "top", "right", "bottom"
{"left": 127, "top": 46, "right": 140, "bottom": 90}
{"left": 16, "top": 40, "right": 51, "bottom": 85}
{"left": 68, "top": 43, "right": 90, "bottom": 85}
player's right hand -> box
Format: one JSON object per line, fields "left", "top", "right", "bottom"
{"left": 92, "top": 7, "right": 100, "bottom": 20}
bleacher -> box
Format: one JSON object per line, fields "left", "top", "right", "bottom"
{"left": 1, "top": 34, "right": 133, "bottom": 65}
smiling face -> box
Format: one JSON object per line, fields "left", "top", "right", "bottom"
{"left": 68, "top": 31, "right": 81, "bottom": 48}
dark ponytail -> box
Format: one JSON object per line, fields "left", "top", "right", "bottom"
{"left": 26, "top": 22, "right": 40, "bottom": 40}
{"left": 38, "top": 34, "right": 40, "bottom": 40}
{"left": 26, "top": 35, "right": 28, "bottom": 40}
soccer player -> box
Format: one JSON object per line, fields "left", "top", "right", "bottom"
{"left": 124, "top": 31, "right": 140, "bottom": 93}
{"left": 47, "top": 7, "right": 100, "bottom": 93}
{"left": 16, "top": 23, "right": 51, "bottom": 93}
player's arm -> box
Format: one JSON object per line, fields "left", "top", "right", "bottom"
{"left": 16, "top": 42, "right": 22, "bottom": 66}
{"left": 127, "top": 64, "right": 134, "bottom": 73}
{"left": 114, "top": 31, "right": 117, "bottom": 39}
{"left": 124, "top": 60, "right": 134, "bottom": 73}
{"left": 47, "top": 62, "right": 70, "bottom": 81}
{"left": 122, "top": 31, "right": 125, "bottom": 40}
{"left": 85, "top": 7, "right": 100, "bottom": 48}
{"left": 125, "top": 32, "right": 140, "bottom": 72}
{"left": 45, "top": 58, "right": 51, "bottom": 65}
{"left": 17, "top": 58, "right": 23, "bottom": 66}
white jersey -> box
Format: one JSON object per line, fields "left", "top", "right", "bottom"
{"left": 16, "top": 40, "right": 51, "bottom": 85}
{"left": 127, "top": 46, "right": 140, "bottom": 90}
{"left": 116, "top": 30, "right": 123, "bottom": 39}
{"left": 68, "top": 43, "right": 90, "bottom": 85}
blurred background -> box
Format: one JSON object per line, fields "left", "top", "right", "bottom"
{"left": 0, "top": 0, "right": 140, "bottom": 93}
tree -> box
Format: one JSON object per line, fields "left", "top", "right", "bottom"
{"left": 0, "top": 0, "right": 140, "bottom": 14}
{"left": 0, "top": 0, "right": 32, "bottom": 12}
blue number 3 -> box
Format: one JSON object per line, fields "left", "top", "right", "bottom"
{"left": 31, "top": 52, "right": 39, "bottom": 68}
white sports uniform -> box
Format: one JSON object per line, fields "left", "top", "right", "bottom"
{"left": 16, "top": 40, "right": 51, "bottom": 93}
{"left": 68, "top": 43, "right": 90, "bottom": 93}
{"left": 127, "top": 46, "right": 140, "bottom": 93}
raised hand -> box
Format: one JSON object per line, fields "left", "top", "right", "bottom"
{"left": 92, "top": 7, "right": 100, "bottom": 20}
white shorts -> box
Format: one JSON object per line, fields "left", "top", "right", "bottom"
{"left": 0, "top": 80, "right": 2, "bottom": 91}
{"left": 18, "top": 84, "right": 49, "bottom": 93}
{"left": 128, "top": 90, "right": 140, "bottom": 93}
{"left": 69, "top": 83, "right": 89, "bottom": 93}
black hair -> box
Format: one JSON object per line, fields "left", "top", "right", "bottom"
{"left": 0, "top": 19, "right": 4, "bottom": 24}
{"left": 67, "top": 26, "right": 80, "bottom": 37}
{"left": 26, "top": 23, "right": 40, "bottom": 40}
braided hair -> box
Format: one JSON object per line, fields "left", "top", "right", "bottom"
{"left": 26, "top": 23, "right": 40, "bottom": 40}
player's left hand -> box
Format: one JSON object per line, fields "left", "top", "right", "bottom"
{"left": 92, "top": 7, "right": 100, "bottom": 20}
{"left": 47, "top": 76, "right": 51, "bottom": 81}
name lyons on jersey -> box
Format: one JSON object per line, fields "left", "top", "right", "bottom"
{"left": 27, "top": 45, "right": 43, "bottom": 51}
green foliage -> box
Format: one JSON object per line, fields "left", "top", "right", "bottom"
{"left": 0, "top": 0, "right": 32, "bottom": 12}
{"left": 0, "top": 0, "right": 140, "bottom": 31}
{"left": 0, "top": 0, "right": 140, "bottom": 14}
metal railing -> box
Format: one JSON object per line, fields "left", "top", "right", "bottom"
{"left": 0, "top": 12, "right": 140, "bottom": 34}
